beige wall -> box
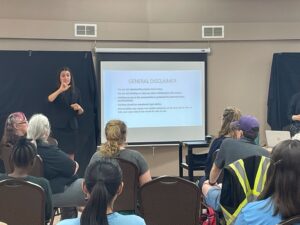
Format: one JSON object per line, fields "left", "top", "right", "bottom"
{"left": 1, "top": 0, "right": 300, "bottom": 176}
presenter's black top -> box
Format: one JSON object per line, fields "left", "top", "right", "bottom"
{"left": 288, "top": 92, "right": 300, "bottom": 124}
{"left": 48, "top": 88, "right": 82, "bottom": 154}
{"left": 48, "top": 87, "right": 82, "bottom": 130}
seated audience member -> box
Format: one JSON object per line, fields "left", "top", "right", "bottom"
{"left": 0, "top": 138, "right": 52, "bottom": 222}
{"left": 89, "top": 120, "right": 151, "bottom": 186}
{"left": 235, "top": 139, "right": 300, "bottom": 225}
{"left": 57, "top": 158, "right": 146, "bottom": 225}
{"left": 27, "top": 114, "right": 85, "bottom": 219}
{"left": 287, "top": 92, "right": 300, "bottom": 136}
{"left": 0, "top": 112, "right": 28, "bottom": 173}
{"left": 198, "top": 107, "right": 241, "bottom": 188}
{"left": 202, "top": 115, "right": 270, "bottom": 211}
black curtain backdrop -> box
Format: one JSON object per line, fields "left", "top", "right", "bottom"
{"left": 0, "top": 51, "right": 99, "bottom": 177}
{"left": 267, "top": 53, "right": 300, "bottom": 130}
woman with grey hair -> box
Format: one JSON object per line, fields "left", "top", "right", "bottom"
{"left": 27, "top": 114, "right": 85, "bottom": 220}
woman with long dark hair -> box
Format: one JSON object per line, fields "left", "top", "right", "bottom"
{"left": 48, "top": 67, "right": 84, "bottom": 159}
{"left": 57, "top": 158, "right": 146, "bottom": 225}
{"left": 235, "top": 139, "right": 300, "bottom": 224}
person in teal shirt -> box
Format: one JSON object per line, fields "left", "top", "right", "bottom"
{"left": 235, "top": 139, "right": 300, "bottom": 225}
{"left": 57, "top": 158, "right": 145, "bottom": 225}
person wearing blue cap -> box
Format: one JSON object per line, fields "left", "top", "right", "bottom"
{"left": 202, "top": 115, "right": 270, "bottom": 211}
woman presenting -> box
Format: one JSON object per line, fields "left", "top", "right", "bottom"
{"left": 48, "top": 67, "right": 84, "bottom": 159}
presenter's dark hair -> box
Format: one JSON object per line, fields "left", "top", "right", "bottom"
{"left": 218, "top": 107, "right": 241, "bottom": 137}
{"left": 80, "top": 158, "right": 122, "bottom": 225}
{"left": 57, "top": 66, "right": 76, "bottom": 93}
{"left": 259, "top": 139, "right": 300, "bottom": 219}
{"left": 10, "top": 138, "right": 37, "bottom": 168}
{"left": 100, "top": 120, "right": 127, "bottom": 157}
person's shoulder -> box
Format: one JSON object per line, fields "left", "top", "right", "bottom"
{"left": 242, "top": 198, "right": 270, "bottom": 211}
{"left": 121, "top": 149, "right": 145, "bottom": 161}
{"left": 90, "top": 151, "right": 102, "bottom": 162}
{"left": 256, "top": 146, "right": 271, "bottom": 157}
{"left": 56, "top": 218, "right": 80, "bottom": 225}
{"left": 220, "top": 137, "right": 238, "bottom": 147}
{"left": 111, "top": 213, "right": 146, "bottom": 225}
{"left": 123, "top": 148, "right": 141, "bottom": 155}
{"left": 210, "top": 136, "right": 226, "bottom": 146}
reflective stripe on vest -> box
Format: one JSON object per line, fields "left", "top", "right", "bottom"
{"left": 221, "top": 156, "right": 270, "bottom": 225}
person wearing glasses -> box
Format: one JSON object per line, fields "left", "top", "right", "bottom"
{"left": 48, "top": 67, "right": 84, "bottom": 160}
{"left": 0, "top": 112, "right": 28, "bottom": 173}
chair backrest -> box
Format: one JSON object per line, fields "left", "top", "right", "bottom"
{"left": 29, "top": 155, "right": 44, "bottom": 177}
{"left": 0, "top": 179, "right": 45, "bottom": 225}
{"left": 140, "top": 176, "right": 200, "bottom": 225}
{"left": 114, "top": 158, "right": 139, "bottom": 212}
{"left": 1, "top": 144, "right": 13, "bottom": 173}
{"left": 278, "top": 215, "right": 300, "bottom": 225}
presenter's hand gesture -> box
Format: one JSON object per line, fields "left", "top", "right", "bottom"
{"left": 71, "top": 103, "right": 84, "bottom": 115}
{"left": 59, "top": 83, "right": 71, "bottom": 93}
{"left": 292, "top": 114, "right": 300, "bottom": 121}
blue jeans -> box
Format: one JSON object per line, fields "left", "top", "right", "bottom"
{"left": 204, "top": 186, "right": 221, "bottom": 211}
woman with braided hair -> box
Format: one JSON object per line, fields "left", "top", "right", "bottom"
{"left": 0, "top": 138, "right": 53, "bottom": 222}
{"left": 89, "top": 120, "right": 151, "bottom": 186}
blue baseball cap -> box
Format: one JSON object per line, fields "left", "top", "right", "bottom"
{"left": 236, "top": 115, "right": 260, "bottom": 132}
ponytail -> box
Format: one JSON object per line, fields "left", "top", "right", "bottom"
{"left": 80, "top": 182, "right": 111, "bottom": 225}
{"left": 81, "top": 158, "right": 122, "bottom": 225}
{"left": 100, "top": 141, "right": 120, "bottom": 157}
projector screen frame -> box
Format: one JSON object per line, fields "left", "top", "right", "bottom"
{"left": 96, "top": 48, "right": 208, "bottom": 145}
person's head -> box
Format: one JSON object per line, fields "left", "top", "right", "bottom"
{"left": 218, "top": 107, "right": 241, "bottom": 137}
{"left": 81, "top": 158, "right": 123, "bottom": 225}
{"left": 232, "top": 115, "right": 260, "bottom": 140}
{"left": 57, "top": 67, "right": 75, "bottom": 90}
{"left": 229, "top": 120, "right": 243, "bottom": 139}
{"left": 100, "top": 120, "right": 127, "bottom": 157}
{"left": 259, "top": 139, "right": 300, "bottom": 219}
{"left": 1, "top": 112, "right": 28, "bottom": 146}
{"left": 27, "top": 114, "right": 51, "bottom": 142}
{"left": 10, "top": 137, "right": 37, "bottom": 172}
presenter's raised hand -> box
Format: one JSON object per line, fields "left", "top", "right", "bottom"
{"left": 59, "top": 82, "right": 71, "bottom": 93}
{"left": 292, "top": 114, "right": 300, "bottom": 121}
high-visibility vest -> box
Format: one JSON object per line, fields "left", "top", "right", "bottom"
{"left": 220, "top": 155, "right": 270, "bottom": 225}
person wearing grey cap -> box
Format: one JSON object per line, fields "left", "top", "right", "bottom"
{"left": 202, "top": 115, "right": 270, "bottom": 211}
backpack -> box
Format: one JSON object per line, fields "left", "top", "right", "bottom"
{"left": 200, "top": 207, "right": 217, "bottom": 225}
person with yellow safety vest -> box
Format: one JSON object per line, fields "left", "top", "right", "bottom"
{"left": 202, "top": 115, "right": 270, "bottom": 212}
{"left": 235, "top": 139, "right": 300, "bottom": 225}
